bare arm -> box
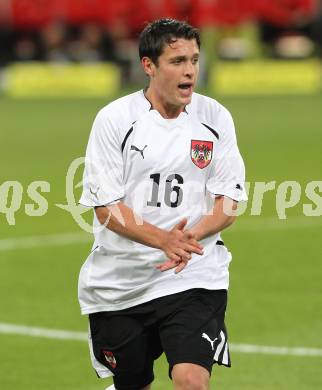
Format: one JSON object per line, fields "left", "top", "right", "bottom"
{"left": 189, "top": 196, "right": 237, "bottom": 241}
{"left": 95, "top": 202, "right": 203, "bottom": 263}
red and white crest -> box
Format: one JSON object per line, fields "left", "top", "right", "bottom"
{"left": 102, "top": 350, "right": 117, "bottom": 369}
{"left": 191, "top": 140, "right": 213, "bottom": 169}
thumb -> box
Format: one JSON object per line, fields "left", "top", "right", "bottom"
{"left": 175, "top": 218, "right": 187, "bottom": 231}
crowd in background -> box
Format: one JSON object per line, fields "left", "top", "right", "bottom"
{"left": 0, "top": 0, "right": 321, "bottom": 82}
{"left": 0, "top": 0, "right": 319, "bottom": 31}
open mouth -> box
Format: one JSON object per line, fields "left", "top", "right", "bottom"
{"left": 178, "top": 83, "right": 194, "bottom": 99}
{"left": 178, "top": 82, "right": 193, "bottom": 90}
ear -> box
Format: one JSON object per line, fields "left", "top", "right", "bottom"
{"left": 141, "top": 57, "right": 156, "bottom": 77}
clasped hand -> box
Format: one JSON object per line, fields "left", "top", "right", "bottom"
{"left": 156, "top": 218, "right": 203, "bottom": 273}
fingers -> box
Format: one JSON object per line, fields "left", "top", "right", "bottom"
{"left": 164, "top": 249, "right": 191, "bottom": 262}
{"left": 175, "top": 259, "right": 188, "bottom": 273}
{"left": 184, "top": 243, "right": 203, "bottom": 255}
{"left": 155, "top": 257, "right": 189, "bottom": 273}
{"left": 155, "top": 259, "right": 179, "bottom": 271}
{"left": 174, "top": 218, "right": 188, "bottom": 231}
{"left": 180, "top": 237, "right": 203, "bottom": 255}
{"left": 165, "top": 240, "right": 201, "bottom": 260}
{"left": 160, "top": 223, "right": 203, "bottom": 273}
{"left": 157, "top": 240, "right": 203, "bottom": 272}
{"left": 165, "top": 253, "right": 181, "bottom": 263}
{"left": 190, "top": 239, "right": 203, "bottom": 250}
{"left": 176, "top": 248, "right": 192, "bottom": 261}
{"left": 183, "top": 230, "right": 203, "bottom": 252}
{"left": 171, "top": 245, "right": 200, "bottom": 261}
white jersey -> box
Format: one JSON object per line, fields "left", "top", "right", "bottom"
{"left": 78, "top": 90, "right": 247, "bottom": 315}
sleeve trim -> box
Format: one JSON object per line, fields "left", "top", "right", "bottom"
{"left": 79, "top": 194, "right": 124, "bottom": 208}
{"left": 208, "top": 190, "right": 248, "bottom": 203}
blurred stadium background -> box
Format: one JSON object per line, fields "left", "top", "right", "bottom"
{"left": 1, "top": 1, "right": 322, "bottom": 389}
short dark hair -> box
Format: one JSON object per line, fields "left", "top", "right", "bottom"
{"left": 139, "top": 18, "right": 200, "bottom": 64}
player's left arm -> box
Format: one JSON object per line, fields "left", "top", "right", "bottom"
{"left": 157, "top": 104, "right": 247, "bottom": 273}
{"left": 188, "top": 195, "right": 237, "bottom": 241}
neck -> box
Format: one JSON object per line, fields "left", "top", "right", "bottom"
{"left": 144, "top": 87, "right": 184, "bottom": 119}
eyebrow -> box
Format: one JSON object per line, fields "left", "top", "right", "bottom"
{"left": 170, "top": 53, "right": 200, "bottom": 61}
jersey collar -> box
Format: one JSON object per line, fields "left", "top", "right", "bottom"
{"left": 141, "top": 88, "right": 191, "bottom": 116}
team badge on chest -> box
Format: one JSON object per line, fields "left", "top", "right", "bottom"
{"left": 191, "top": 140, "right": 213, "bottom": 169}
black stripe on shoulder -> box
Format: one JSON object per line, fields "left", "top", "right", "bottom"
{"left": 121, "top": 126, "right": 134, "bottom": 152}
{"left": 202, "top": 123, "right": 219, "bottom": 140}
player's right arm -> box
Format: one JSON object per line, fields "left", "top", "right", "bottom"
{"left": 95, "top": 202, "right": 203, "bottom": 263}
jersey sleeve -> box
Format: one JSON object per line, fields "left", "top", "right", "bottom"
{"left": 206, "top": 107, "right": 248, "bottom": 202}
{"left": 79, "top": 109, "right": 125, "bottom": 207}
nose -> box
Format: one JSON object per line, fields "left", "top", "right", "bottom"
{"left": 184, "top": 61, "right": 195, "bottom": 78}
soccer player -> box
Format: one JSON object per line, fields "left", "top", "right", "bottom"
{"left": 79, "top": 18, "right": 247, "bottom": 390}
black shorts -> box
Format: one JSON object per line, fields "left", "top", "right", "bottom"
{"left": 89, "top": 288, "right": 230, "bottom": 390}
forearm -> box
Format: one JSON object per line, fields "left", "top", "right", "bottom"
{"left": 95, "top": 202, "right": 166, "bottom": 249}
{"left": 189, "top": 196, "right": 237, "bottom": 241}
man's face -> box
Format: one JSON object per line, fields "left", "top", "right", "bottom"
{"left": 147, "top": 38, "right": 200, "bottom": 110}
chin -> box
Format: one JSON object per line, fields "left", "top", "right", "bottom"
{"left": 180, "top": 96, "right": 192, "bottom": 106}
{"left": 170, "top": 94, "right": 192, "bottom": 109}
